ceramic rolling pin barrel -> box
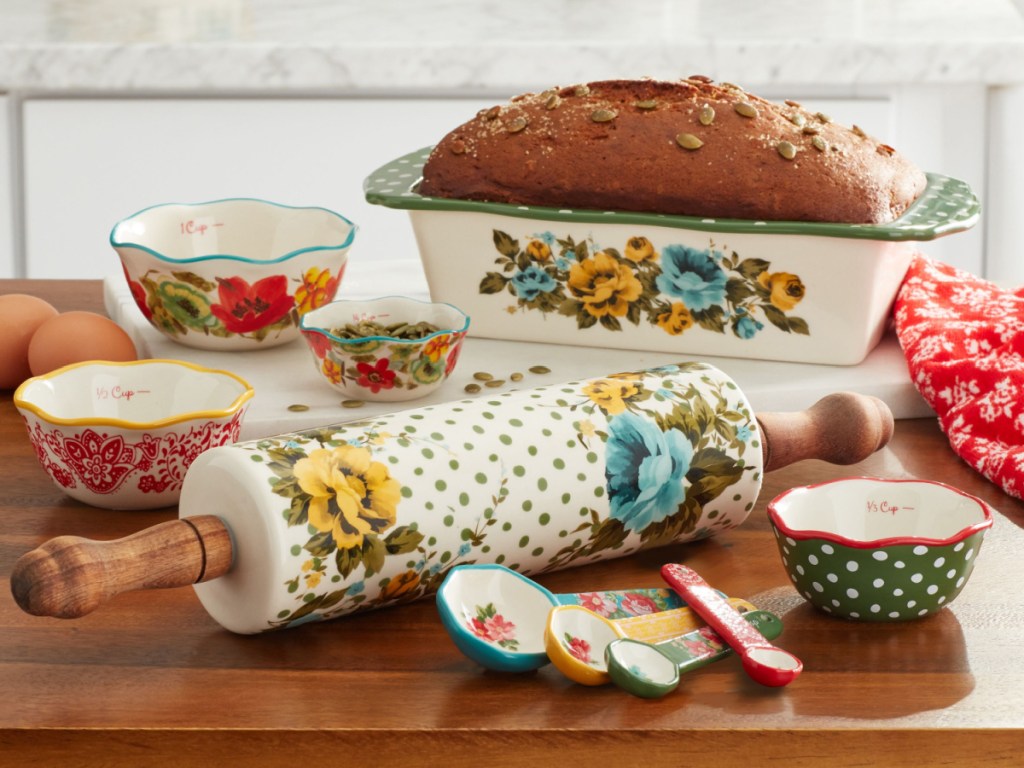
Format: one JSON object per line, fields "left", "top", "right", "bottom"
{"left": 11, "top": 362, "right": 892, "bottom": 634}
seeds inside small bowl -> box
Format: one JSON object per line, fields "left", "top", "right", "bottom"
{"left": 330, "top": 320, "right": 441, "bottom": 341}
{"left": 299, "top": 296, "right": 470, "bottom": 402}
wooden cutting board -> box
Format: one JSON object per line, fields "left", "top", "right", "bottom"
{"left": 103, "top": 274, "right": 931, "bottom": 442}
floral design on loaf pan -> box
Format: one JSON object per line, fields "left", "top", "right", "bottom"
{"left": 479, "top": 230, "right": 809, "bottom": 340}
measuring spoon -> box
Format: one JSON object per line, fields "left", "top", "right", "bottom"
{"left": 544, "top": 596, "right": 758, "bottom": 686}
{"left": 606, "top": 609, "right": 783, "bottom": 698}
{"left": 661, "top": 563, "right": 803, "bottom": 687}
{"left": 436, "top": 564, "right": 684, "bottom": 672}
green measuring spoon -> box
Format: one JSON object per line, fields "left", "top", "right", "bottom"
{"left": 605, "top": 609, "right": 784, "bottom": 698}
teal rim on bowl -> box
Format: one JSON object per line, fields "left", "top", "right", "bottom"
{"left": 110, "top": 197, "right": 356, "bottom": 264}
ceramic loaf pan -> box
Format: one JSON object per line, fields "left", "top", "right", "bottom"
{"left": 364, "top": 148, "right": 980, "bottom": 365}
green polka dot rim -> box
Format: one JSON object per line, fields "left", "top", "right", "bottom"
{"left": 768, "top": 477, "right": 993, "bottom": 621}
{"left": 364, "top": 147, "right": 979, "bottom": 242}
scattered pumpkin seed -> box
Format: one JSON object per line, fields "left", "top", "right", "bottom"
{"left": 510, "top": 372, "right": 524, "bottom": 381}
{"left": 450, "top": 139, "right": 467, "bottom": 155}
{"left": 473, "top": 371, "right": 494, "bottom": 381}
{"left": 545, "top": 94, "right": 561, "bottom": 110}
{"left": 877, "top": 143, "right": 896, "bottom": 156}
{"left": 341, "top": 399, "right": 365, "bottom": 408}
{"left": 785, "top": 99, "right": 802, "bottom": 108}
{"left": 591, "top": 108, "right": 617, "bottom": 123}
{"left": 815, "top": 111, "right": 832, "bottom": 123}
{"left": 688, "top": 74, "right": 713, "bottom": 83}
{"left": 721, "top": 82, "right": 743, "bottom": 91}
{"left": 529, "top": 365, "right": 551, "bottom": 374}
{"left": 635, "top": 99, "right": 658, "bottom": 110}
{"left": 676, "top": 132, "right": 704, "bottom": 150}
{"left": 851, "top": 124, "right": 867, "bottom": 138}
{"left": 777, "top": 140, "right": 797, "bottom": 160}
{"left": 734, "top": 101, "right": 758, "bottom": 119}
{"left": 811, "top": 136, "right": 827, "bottom": 152}
{"left": 698, "top": 105, "right": 715, "bottom": 125}
{"left": 484, "top": 379, "right": 506, "bottom": 388}
{"left": 801, "top": 124, "right": 821, "bottom": 135}
{"left": 287, "top": 404, "right": 310, "bottom": 412}
{"left": 506, "top": 116, "right": 528, "bottom": 133}
{"left": 788, "top": 113, "right": 806, "bottom": 127}
{"left": 464, "top": 383, "right": 482, "bottom": 394}
{"left": 484, "top": 106, "right": 501, "bottom": 120}
{"left": 574, "top": 84, "right": 591, "bottom": 97}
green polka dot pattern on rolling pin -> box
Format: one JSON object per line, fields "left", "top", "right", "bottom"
{"left": 188, "top": 361, "right": 763, "bottom": 633}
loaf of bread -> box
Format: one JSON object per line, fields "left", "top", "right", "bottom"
{"left": 419, "top": 78, "right": 927, "bottom": 225}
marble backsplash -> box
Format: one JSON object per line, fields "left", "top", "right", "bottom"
{"left": 2, "top": 0, "right": 1024, "bottom": 91}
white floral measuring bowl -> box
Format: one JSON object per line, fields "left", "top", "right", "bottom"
{"left": 111, "top": 198, "right": 356, "bottom": 351}
{"left": 364, "top": 148, "right": 980, "bottom": 365}
{"left": 178, "top": 361, "right": 762, "bottom": 633}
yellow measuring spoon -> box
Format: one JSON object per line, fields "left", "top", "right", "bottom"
{"left": 544, "top": 597, "right": 758, "bottom": 686}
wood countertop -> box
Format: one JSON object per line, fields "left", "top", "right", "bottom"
{"left": 2, "top": 279, "right": 1023, "bottom": 767}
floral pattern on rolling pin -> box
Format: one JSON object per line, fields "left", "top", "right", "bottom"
{"left": 233, "top": 362, "right": 758, "bottom": 631}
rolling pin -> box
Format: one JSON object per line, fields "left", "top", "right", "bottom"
{"left": 11, "top": 362, "right": 892, "bottom": 634}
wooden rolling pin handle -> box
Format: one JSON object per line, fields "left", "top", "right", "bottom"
{"left": 758, "top": 392, "right": 894, "bottom": 473}
{"left": 9, "top": 515, "right": 233, "bottom": 619}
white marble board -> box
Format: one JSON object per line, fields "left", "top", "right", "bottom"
{"left": 103, "top": 276, "right": 932, "bottom": 443}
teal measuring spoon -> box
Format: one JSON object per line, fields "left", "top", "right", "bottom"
{"left": 436, "top": 563, "right": 683, "bottom": 672}
{"left": 605, "top": 609, "right": 784, "bottom": 698}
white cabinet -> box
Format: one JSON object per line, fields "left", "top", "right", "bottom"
{"left": 19, "top": 89, "right": 990, "bottom": 284}
{"left": 21, "top": 98, "right": 494, "bottom": 291}
{"left": 986, "top": 85, "right": 1024, "bottom": 284}
{"left": 0, "top": 95, "right": 13, "bottom": 278}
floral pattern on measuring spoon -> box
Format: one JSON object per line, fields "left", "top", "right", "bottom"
{"left": 563, "top": 633, "right": 598, "bottom": 666}
{"left": 466, "top": 602, "right": 519, "bottom": 650}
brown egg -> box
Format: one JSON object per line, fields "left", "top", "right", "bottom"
{"left": 0, "top": 293, "right": 59, "bottom": 389}
{"left": 27, "top": 311, "right": 138, "bottom": 377}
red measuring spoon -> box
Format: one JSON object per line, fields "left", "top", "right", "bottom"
{"left": 661, "top": 564, "right": 802, "bottom": 687}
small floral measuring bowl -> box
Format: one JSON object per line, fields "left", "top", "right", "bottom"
{"left": 111, "top": 198, "right": 356, "bottom": 351}
{"left": 768, "top": 477, "right": 993, "bottom": 621}
{"left": 14, "top": 359, "right": 254, "bottom": 509}
{"left": 299, "top": 296, "right": 470, "bottom": 402}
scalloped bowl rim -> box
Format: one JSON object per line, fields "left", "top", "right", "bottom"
{"left": 109, "top": 197, "right": 357, "bottom": 265}
{"left": 13, "top": 359, "right": 255, "bottom": 429}
{"left": 768, "top": 477, "right": 994, "bottom": 549}
{"left": 300, "top": 295, "right": 471, "bottom": 345}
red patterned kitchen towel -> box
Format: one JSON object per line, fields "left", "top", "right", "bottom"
{"left": 894, "top": 255, "right": 1024, "bottom": 499}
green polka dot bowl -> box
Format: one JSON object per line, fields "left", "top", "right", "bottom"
{"left": 768, "top": 477, "right": 993, "bottom": 622}
{"left": 299, "top": 295, "right": 470, "bottom": 402}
